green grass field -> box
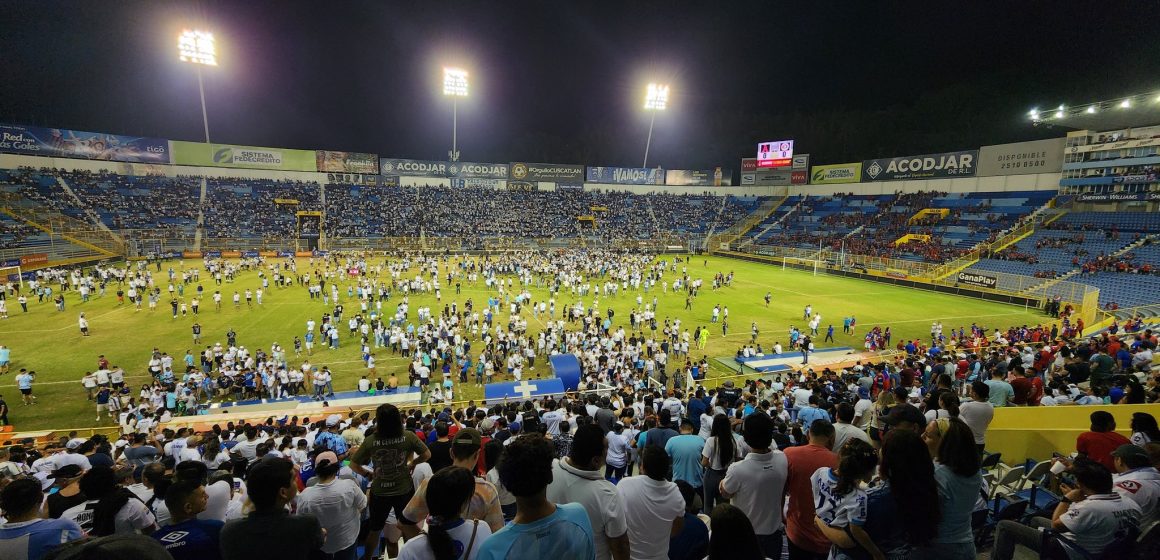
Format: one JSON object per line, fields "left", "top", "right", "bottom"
{"left": 0, "top": 254, "right": 1051, "bottom": 431}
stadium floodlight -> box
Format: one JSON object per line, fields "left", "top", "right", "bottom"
{"left": 1028, "top": 109, "right": 1039, "bottom": 121}
{"left": 642, "top": 83, "right": 670, "bottom": 167}
{"left": 178, "top": 28, "right": 216, "bottom": 209}
{"left": 178, "top": 29, "right": 217, "bottom": 66}
{"left": 1121, "top": 99, "right": 1131, "bottom": 109}
{"left": 443, "top": 67, "right": 469, "bottom": 162}
{"left": 1055, "top": 110, "right": 1064, "bottom": 119}
{"left": 1087, "top": 105, "right": 1097, "bottom": 114}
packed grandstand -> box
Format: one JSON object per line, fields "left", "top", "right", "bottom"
{"left": 0, "top": 118, "right": 1157, "bottom": 560}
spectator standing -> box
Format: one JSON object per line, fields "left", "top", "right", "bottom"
{"left": 719, "top": 411, "right": 788, "bottom": 559}
{"left": 831, "top": 403, "right": 872, "bottom": 453}
{"left": 700, "top": 414, "right": 741, "bottom": 513}
{"left": 783, "top": 419, "right": 838, "bottom": 560}
{"left": 983, "top": 368, "right": 1013, "bottom": 408}
{"left": 705, "top": 504, "right": 765, "bottom": 560}
{"left": 913, "top": 418, "right": 982, "bottom": 560}
{"left": 475, "top": 434, "right": 596, "bottom": 560}
{"left": 546, "top": 424, "right": 631, "bottom": 560}
{"left": 151, "top": 479, "right": 224, "bottom": 560}
{"left": 665, "top": 420, "right": 705, "bottom": 493}
{"left": 618, "top": 447, "right": 685, "bottom": 560}
{"left": 296, "top": 451, "right": 368, "bottom": 560}
{"left": 957, "top": 381, "right": 994, "bottom": 453}
{"left": 667, "top": 481, "right": 708, "bottom": 560}
{"left": 220, "top": 457, "right": 324, "bottom": 560}
{"left": 61, "top": 465, "right": 157, "bottom": 536}
{"left": 401, "top": 428, "right": 504, "bottom": 537}
{"left": 0, "top": 477, "right": 84, "bottom": 560}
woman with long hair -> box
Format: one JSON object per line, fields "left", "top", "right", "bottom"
{"left": 868, "top": 390, "right": 896, "bottom": 446}
{"left": 815, "top": 430, "right": 941, "bottom": 559}
{"left": 913, "top": 417, "right": 982, "bottom": 560}
{"left": 1130, "top": 411, "right": 1160, "bottom": 446}
{"left": 700, "top": 413, "right": 740, "bottom": 513}
{"left": 924, "top": 392, "right": 960, "bottom": 423}
{"left": 201, "top": 435, "right": 228, "bottom": 470}
{"left": 351, "top": 403, "right": 431, "bottom": 560}
{"left": 397, "top": 466, "right": 491, "bottom": 560}
{"left": 706, "top": 504, "right": 764, "bottom": 560}
{"left": 1122, "top": 379, "right": 1147, "bottom": 405}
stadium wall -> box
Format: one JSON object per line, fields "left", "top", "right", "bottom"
{"left": 585, "top": 183, "right": 780, "bottom": 196}
{"left": 0, "top": 154, "right": 331, "bottom": 183}
{"left": 790, "top": 172, "right": 1060, "bottom": 197}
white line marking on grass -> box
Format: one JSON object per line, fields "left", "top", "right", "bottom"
{"left": 0, "top": 306, "right": 131, "bottom": 333}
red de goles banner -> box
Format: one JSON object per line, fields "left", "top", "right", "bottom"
{"left": 19, "top": 253, "right": 48, "bottom": 266}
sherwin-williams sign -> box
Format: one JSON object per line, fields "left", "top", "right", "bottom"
{"left": 810, "top": 163, "right": 862, "bottom": 184}
{"left": 171, "top": 141, "right": 318, "bottom": 171}
{"left": 862, "top": 150, "right": 978, "bottom": 181}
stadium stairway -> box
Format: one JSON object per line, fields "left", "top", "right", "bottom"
{"left": 709, "top": 191, "right": 789, "bottom": 250}
{"left": 54, "top": 174, "right": 121, "bottom": 242}
{"left": 925, "top": 198, "right": 1066, "bottom": 281}
{"left": 0, "top": 204, "right": 123, "bottom": 259}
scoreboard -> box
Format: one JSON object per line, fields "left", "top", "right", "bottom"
{"left": 757, "top": 140, "right": 794, "bottom": 168}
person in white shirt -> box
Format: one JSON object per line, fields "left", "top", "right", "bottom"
{"left": 958, "top": 381, "right": 995, "bottom": 452}
{"left": 546, "top": 425, "right": 630, "bottom": 560}
{"left": 617, "top": 447, "right": 684, "bottom": 560}
{"left": 1110, "top": 444, "right": 1160, "bottom": 528}
{"left": 61, "top": 466, "right": 157, "bottom": 535}
{"left": 832, "top": 403, "right": 872, "bottom": 453}
{"left": 397, "top": 466, "right": 491, "bottom": 560}
{"left": 296, "top": 451, "right": 368, "bottom": 558}
{"left": 719, "top": 411, "right": 788, "bottom": 559}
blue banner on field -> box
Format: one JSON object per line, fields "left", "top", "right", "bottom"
{"left": 312, "top": 250, "right": 329, "bottom": 257}
{"left": 586, "top": 166, "right": 665, "bottom": 185}
{"left": 203, "top": 251, "right": 222, "bottom": 258}
{"left": 550, "top": 354, "right": 582, "bottom": 391}
{"left": 1, "top": 258, "right": 21, "bottom": 268}
{"left": 484, "top": 378, "right": 565, "bottom": 401}
{"left": 277, "top": 250, "right": 294, "bottom": 257}
{"left": 241, "top": 251, "right": 259, "bottom": 258}
{"left": 0, "top": 123, "right": 171, "bottom": 163}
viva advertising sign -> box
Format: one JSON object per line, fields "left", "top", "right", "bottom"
{"left": 862, "top": 150, "right": 978, "bottom": 181}
{"left": 171, "top": 141, "right": 318, "bottom": 171}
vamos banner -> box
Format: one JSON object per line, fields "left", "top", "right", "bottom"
{"left": 956, "top": 271, "right": 997, "bottom": 289}
{"left": 862, "top": 150, "right": 978, "bottom": 181}
{"left": 508, "top": 162, "right": 584, "bottom": 182}
{"left": 379, "top": 158, "right": 507, "bottom": 179}
{"left": 316, "top": 150, "right": 379, "bottom": 174}
{"left": 0, "top": 123, "right": 170, "bottom": 163}
{"left": 586, "top": 166, "right": 665, "bottom": 185}
{"left": 810, "top": 163, "right": 862, "bottom": 184}
{"left": 171, "top": 141, "right": 318, "bottom": 171}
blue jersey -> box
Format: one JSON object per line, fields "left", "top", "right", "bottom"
{"left": 476, "top": 502, "right": 595, "bottom": 560}
{"left": 0, "top": 518, "right": 83, "bottom": 560}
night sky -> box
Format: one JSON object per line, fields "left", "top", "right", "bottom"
{"left": 3, "top": 0, "right": 1159, "bottom": 172}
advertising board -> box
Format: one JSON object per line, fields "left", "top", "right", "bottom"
{"left": 977, "top": 138, "right": 1065, "bottom": 176}
{"left": 862, "top": 150, "right": 978, "bottom": 181}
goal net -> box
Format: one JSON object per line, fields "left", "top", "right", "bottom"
{"left": 781, "top": 256, "right": 822, "bottom": 275}
{"left": 0, "top": 266, "right": 23, "bottom": 290}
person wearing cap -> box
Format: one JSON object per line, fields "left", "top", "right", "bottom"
{"left": 1110, "top": 444, "right": 1160, "bottom": 527}
{"left": 958, "top": 381, "right": 994, "bottom": 453}
{"left": 881, "top": 403, "right": 925, "bottom": 437}
{"left": 44, "top": 464, "right": 87, "bottom": 519}
{"left": 400, "top": 427, "right": 503, "bottom": 538}
{"left": 546, "top": 424, "right": 631, "bottom": 560}
{"left": 314, "top": 414, "right": 350, "bottom": 459}
{"left": 61, "top": 465, "right": 157, "bottom": 536}
{"left": 296, "top": 451, "right": 368, "bottom": 560}
{"left": 0, "top": 477, "right": 84, "bottom": 560}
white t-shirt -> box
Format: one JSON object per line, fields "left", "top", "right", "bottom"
{"left": 296, "top": 478, "right": 369, "bottom": 553}
{"left": 721, "top": 450, "right": 788, "bottom": 535}
{"left": 958, "top": 400, "right": 994, "bottom": 445}
{"left": 397, "top": 519, "right": 491, "bottom": 560}
{"left": 1059, "top": 493, "right": 1141, "bottom": 556}
{"left": 853, "top": 398, "right": 874, "bottom": 429}
{"left": 542, "top": 410, "right": 566, "bottom": 436}
{"left": 792, "top": 388, "right": 813, "bottom": 408}
{"left": 811, "top": 466, "right": 867, "bottom": 528}
{"left": 832, "top": 422, "right": 872, "bottom": 454}
{"left": 1112, "top": 467, "right": 1160, "bottom": 528}
{"left": 199, "top": 480, "right": 233, "bottom": 522}
{"left": 61, "top": 497, "right": 156, "bottom": 535}
{"left": 546, "top": 459, "right": 628, "bottom": 560}
{"left": 616, "top": 476, "right": 684, "bottom": 560}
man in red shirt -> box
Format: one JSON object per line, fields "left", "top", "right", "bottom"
{"left": 1076, "top": 411, "right": 1131, "bottom": 472}
{"left": 783, "top": 419, "right": 838, "bottom": 560}
{"left": 1009, "top": 365, "right": 1043, "bottom": 406}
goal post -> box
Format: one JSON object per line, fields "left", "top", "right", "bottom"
{"left": 781, "top": 256, "right": 821, "bottom": 275}
{"left": 0, "top": 265, "right": 23, "bottom": 290}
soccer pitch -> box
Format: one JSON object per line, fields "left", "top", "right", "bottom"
{"left": 0, "top": 254, "right": 1049, "bottom": 431}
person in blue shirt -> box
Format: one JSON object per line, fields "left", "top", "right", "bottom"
{"left": 476, "top": 434, "right": 596, "bottom": 560}
{"left": 797, "top": 395, "right": 830, "bottom": 432}
{"left": 665, "top": 420, "right": 706, "bottom": 491}
{"left": 152, "top": 479, "right": 224, "bottom": 560}
{"left": 686, "top": 389, "right": 708, "bottom": 433}
{"left": 0, "top": 477, "right": 84, "bottom": 560}
{"left": 668, "top": 480, "right": 709, "bottom": 560}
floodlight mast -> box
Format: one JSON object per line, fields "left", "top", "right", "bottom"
{"left": 642, "top": 83, "right": 669, "bottom": 168}
{"left": 443, "top": 68, "right": 469, "bottom": 162}
{"left": 178, "top": 30, "right": 217, "bottom": 147}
